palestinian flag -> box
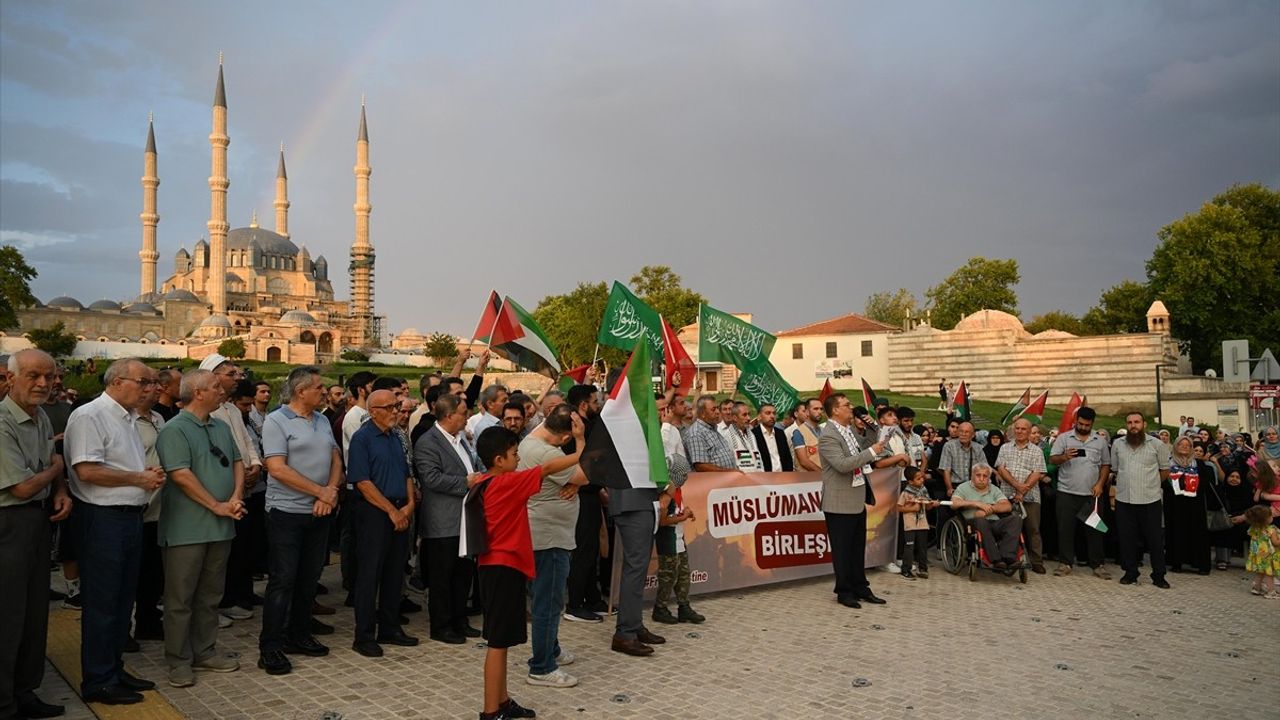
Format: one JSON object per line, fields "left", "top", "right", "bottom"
{"left": 860, "top": 378, "right": 880, "bottom": 411}
{"left": 491, "top": 297, "right": 561, "bottom": 377}
{"left": 557, "top": 363, "right": 591, "bottom": 394}
{"left": 1057, "top": 392, "right": 1083, "bottom": 435}
{"left": 580, "top": 341, "right": 667, "bottom": 490}
{"left": 471, "top": 291, "right": 504, "bottom": 343}
{"left": 952, "top": 381, "right": 971, "bottom": 422}
{"left": 1017, "top": 390, "right": 1049, "bottom": 424}
{"left": 1077, "top": 497, "right": 1108, "bottom": 533}
{"left": 818, "top": 379, "right": 834, "bottom": 404}
{"left": 660, "top": 315, "right": 695, "bottom": 395}
{"left": 1001, "top": 388, "right": 1031, "bottom": 426}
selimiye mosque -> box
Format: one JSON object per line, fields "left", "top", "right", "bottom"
{"left": 14, "top": 58, "right": 381, "bottom": 363}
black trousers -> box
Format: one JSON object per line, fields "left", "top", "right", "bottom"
{"left": 354, "top": 499, "right": 410, "bottom": 643}
{"left": 0, "top": 504, "right": 51, "bottom": 717}
{"left": 1165, "top": 493, "right": 1210, "bottom": 573}
{"left": 900, "top": 528, "right": 929, "bottom": 570}
{"left": 78, "top": 502, "right": 143, "bottom": 694}
{"left": 134, "top": 520, "right": 164, "bottom": 632}
{"left": 566, "top": 490, "right": 602, "bottom": 610}
{"left": 824, "top": 511, "right": 869, "bottom": 598}
{"left": 1056, "top": 492, "right": 1105, "bottom": 568}
{"left": 424, "top": 535, "right": 473, "bottom": 635}
{"left": 1116, "top": 501, "right": 1166, "bottom": 581}
{"left": 222, "top": 492, "right": 266, "bottom": 609}
{"left": 260, "top": 510, "right": 331, "bottom": 652}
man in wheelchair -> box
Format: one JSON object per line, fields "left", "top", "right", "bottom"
{"left": 949, "top": 463, "right": 1022, "bottom": 569}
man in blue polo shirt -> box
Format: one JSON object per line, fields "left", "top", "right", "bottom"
{"left": 348, "top": 390, "right": 418, "bottom": 658}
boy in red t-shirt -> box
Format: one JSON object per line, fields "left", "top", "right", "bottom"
{"left": 473, "top": 424, "right": 583, "bottom": 720}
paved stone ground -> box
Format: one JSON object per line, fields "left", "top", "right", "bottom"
{"left": 41, "top": 560, "right": 1278, "bottom": 719}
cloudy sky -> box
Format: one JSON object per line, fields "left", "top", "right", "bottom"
{"left": 2, "top": 1, "right": 1276, "bottom": 338}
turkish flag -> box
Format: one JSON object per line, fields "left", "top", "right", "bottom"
{"left": 818, "top": 379, "right": 835, "bottom": 404}
{"left": 1058, "top": 392, "right": 1083, "bottom": 435}
{"left": 661, "top": 315, "right": 695, "bottom": 394}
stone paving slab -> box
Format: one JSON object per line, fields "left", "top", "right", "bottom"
{"left": 44, "top": 561, "right": 1278, "bottom": 719}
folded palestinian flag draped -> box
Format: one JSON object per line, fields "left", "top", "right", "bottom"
{"left": 660, "top": 315, "right": 695, "bottom": 395}
{"left": 598, "top": 281, "right": 664, "bottom": 358}
{"left": 952, "top": 381, "right": 971, "bottom": 422}
{"left": 490, "top": 296, "right": 561, "bottom": 377}
{"left": 579, "top": 341, "right": 667, "bottom": 490}
{"left": 697, "top": 303, "right": 775, "bottom": 372}
{"left": 1001, "top": 387, "right": 1031, "bottom": 426}
{"left": 1017, "top": 390, "right": 1049, "bottom": 424}
{"left": 737, "top": 361, "right": 799, "bottom": 418}
{"left": 1076, "top": 497, "right": 1108, "bottom": 533}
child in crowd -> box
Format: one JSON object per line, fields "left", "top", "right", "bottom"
{"left": 1252, "top": 460, "right": 1280, "bottom": 527}
{"left": 472, "top": 426, "right": 583, "bottom": 720}
{"left": 1245, "top": 505, "right": 1280, "bottom": 598}
{"left": 651, "top": 462, "right": 704, "bottom": 624}
{"left": 898, "top": 467, "right": 936, "bottom": 579}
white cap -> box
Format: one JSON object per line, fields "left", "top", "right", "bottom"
{"left": 199, "top": 353, "right": 230, "bottom": 372}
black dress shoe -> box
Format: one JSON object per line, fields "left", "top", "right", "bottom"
{"left": 257, "top": 650, "right": 292, "bottom": 675}
{"left": 430, "top": 630, "right": 467, "bottom": 645}
{"left": 82, "top": 685, "right": 144, "bottom": 705}
{"left": 1119, "top": 575, "right": 1138, "bottom": 585}
{"left": 16, "top": 696, "right": 65, "bottom": 718}
{"left": 1153, "top": 579, "right": 1171, "bottom": 589}
{"left": 857, "top": 592, "right": 887, "bottom": 605}
{"left": 310, "top": 618, "right": 334, "bottom": 635}
{"left": 378, "top": 630, "right": 420, "bottom": 647}
{"left": 837, "top": 595, "right": 862, "bottom": 609}
{"left": 352, "top": 640, "right": 384, "bottom": 658}
{"left": 636, "top": 627, "right": 666, "bottom": 645}
{"left": 284, "top": 636, "right": 330, "bottom": 657}
{"left": 610, "top": 636, "right": 654, "bottom": 656}
{"left": 123, "top": 636, "right": 140, "bottom": 653}
{"left": 500, "top": 697, "right": 537, "bottom": 719}
{"left": 118, "top": 671, "right": 155, "bottom": 691}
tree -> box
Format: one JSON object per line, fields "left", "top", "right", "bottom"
{"left": 424, "top": 332, "right": 459, "bottom": 366}
{"left": 340, "top": 349, "right": 370, "bottom": 362}
{"left": 925, "top": 257, "right": 1020, "bottom": 330}
{"left": 532, "top": 282, "right": 624, "bottom": 367}
{"left": 27, "top": 321, "right": 77, "bottom": 357}
{"left": 1023, "top": 311, "right": 1087, "bottom": 335}
{"left": 1146, "top": 183, "right": 1280, "bottom": 373}
{"left": 217, "top": 337, "right": 246, "bottom": 359}
{"left": 0, "top": 244, "right": 38, "bottom": 330}
{"left": 864, "top": 288, "right": 917, "bottom": 328}
{"left": 628, "top": 265, "right": 706, "bottom": 330}
{"left": 1079, "top": 280, "right": 1152, "bottom": 335}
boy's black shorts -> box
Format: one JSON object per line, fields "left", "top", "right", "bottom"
{"left": 478, "top": 564, "right": 527, "bottom": 649}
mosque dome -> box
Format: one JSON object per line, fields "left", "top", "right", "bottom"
{"left": 227, "top": 227, "right": 298, "bottom": 256}
{"left": 162, "top": 288, "right": 201, "bottom": 303}
{"left": 124, "top": 302, "right": 161, "bottom": 315}
{"left": 953, "top": 309, "right": 1027, "bottom": 334}
{"left": 400, "top": 327, "right": 422, "bottom": 336}
{"left": 47, "top": 296, "right": 85, "bottom": 310}
{"left": 134, "top": 292, "right": 162, "bottom": 304}
{"left": 88, "top": 299, "right": 122, "bottom": 311}
{"left": 279, "top": 310, "right": 318, "bottom": 325}
{"left": 199, "top": 314, "right": 234, "bottom": 329}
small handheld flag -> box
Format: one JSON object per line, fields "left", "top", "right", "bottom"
{"left": 818, "top": 379, "right": 834, "bottom": 404}
{"left": 1077, "top": 497, "right": 1108, "bottom": 534}
{"left": 952, "top": 381, "right": 971, "bottom": 422}
{"left": 1001, "top": 387, "right": 1031, "bottom": 426}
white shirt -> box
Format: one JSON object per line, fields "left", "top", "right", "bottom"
{"left": 65, "top": 392, "right": 149, "bottom": 506}
{"left": 759, "top": 425, "right": 782, "bottom": 472}
{"left": 467, "top": 411, "right": 499, "bottom": 437}
{"left": 342, "top": 405, "right": 369, "bottom": 462}
{"left": 435, "top": 423, "right": 475, "bottom": 474}
{"left": 661, "top": 422, "right": 686, "bottom": 460}
{"left": 214, "top": 402, "right": 262, "bottom": 469}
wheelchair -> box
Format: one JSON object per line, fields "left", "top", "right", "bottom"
{"left": 938, "top": 511, "right": 1028, "bottom": 583}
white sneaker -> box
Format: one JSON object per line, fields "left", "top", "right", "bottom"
{"left": 555, "top": 650, "right": 575, "bottom": 666}
{"left": 217, "top": 613, "right": 233, "bottom": 629}
{"left": 221, "top": 605, "right": 253, "bottom": 620}
{"left": 885, "top": 562, "right": 901, "bottom": 574}
{"left": 527, "top": 668, "right": 579, "bottom": 688}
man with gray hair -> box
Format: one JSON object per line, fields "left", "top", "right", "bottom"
{"left": 0, "top": 349, "right": 73, "bottom": 719}
{"left": 65, "top": 358, "right": 166, "bottom": 705}
{"left": 466, "top": 383, "right": 509, "bottom": 437}
{"left": 950, "top": 463, "right": 1021, "bottom": 569}
{"left": 155, "top": 370, "right": 246, "bottom": 687}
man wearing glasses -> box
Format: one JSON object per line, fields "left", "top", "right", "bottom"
{"left": 199, "top": 355, "right": 263, "bottom": 503}
{"left": 65, "top": 359, "right": 166, "bottom": 705}
{"left": 155, "top": 370, "right": 246, "bottom": 687}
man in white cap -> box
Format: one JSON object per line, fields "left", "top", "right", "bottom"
{"left": 198, "top": 354, "right": 262, "bottom": 620}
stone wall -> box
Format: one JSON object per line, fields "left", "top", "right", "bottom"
{"left": 888, "top": 324, "right": 1183, "bottom": 415}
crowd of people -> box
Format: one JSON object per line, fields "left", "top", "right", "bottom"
{"left": 2, "top": 349, "right": 1279, "bottom": 720}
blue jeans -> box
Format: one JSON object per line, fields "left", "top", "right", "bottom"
{"left": 78, "top": 503, "right": 144, "bottom": 694}
{"left": 527, "top": 548, "right": 569, "bottom": 675}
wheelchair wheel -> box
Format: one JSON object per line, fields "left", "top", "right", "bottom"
{"left": 940, "top": 515, "right": 966, "bottom": 574}
{"left": 1019, "top": 567, "right": 1027, "bottom": 584}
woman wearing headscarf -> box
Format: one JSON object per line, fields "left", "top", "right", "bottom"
{"left": 983, "top": 429, "right": 1004, "bottom": 467}
{"left": 1258, "top": 426, "right": 1280, "bottom": 473}
{"left": 1208, "top": 459, "right": 1253, "bottom": 570}
{"left": 1164, "top": 436, "right": 1211, "bottom": 574}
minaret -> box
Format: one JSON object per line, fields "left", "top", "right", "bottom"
{"left": 139, "top": 113, "right": 160, "bottom": 297}
{"left": 274, "top": 143, "right": 290, "bottom": 238}
{"left": 206, "top": 55, "right": 230, "bottom": 317}
{"left": 349, "top": 99, "right": 375, "bottom": 346}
